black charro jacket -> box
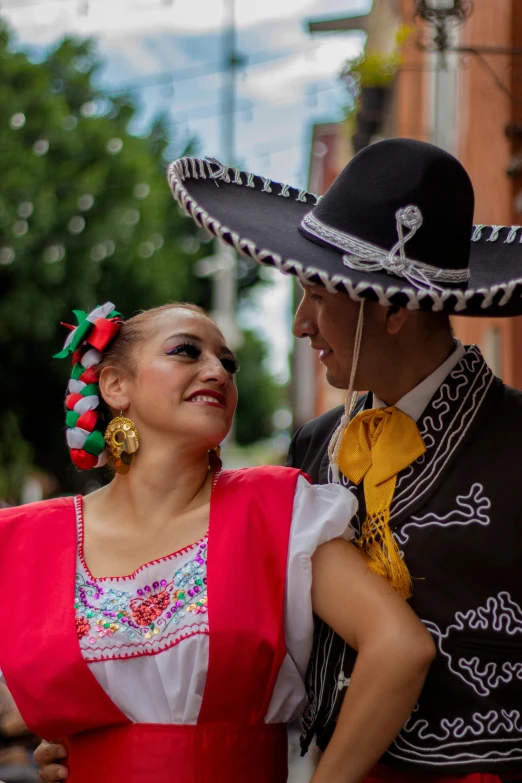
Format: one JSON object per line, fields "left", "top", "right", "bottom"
{"left": 287, "top": 345, "right": 522, "bottom": 776}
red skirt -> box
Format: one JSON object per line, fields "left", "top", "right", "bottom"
{"left": 66, "top": 722, "right": 288, "bottom": 783}
{"left": 364, "top": 763, "right": 521, "bottom": 783}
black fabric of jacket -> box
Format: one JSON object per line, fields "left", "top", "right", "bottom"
{"left": 287, "top": 346, "right": 522, "bottom": 776}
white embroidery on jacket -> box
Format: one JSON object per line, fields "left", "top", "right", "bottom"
{"left": 388, "top": 707, "right": 522, "bottom": 765}
{"left": 302, "top": 347, "right": 499, "bottom": 756}
{"left": 331, "top": 348, "right": 493, "bottom": 523}
{"left": 424, "top": 592, "right": 522, "bottom": 698}
{"left": 337, "top": 671, "right": 351, "bottom": 691}
{"left": 391, "top": 348, "right": 494, "bottom": 520}
{"left": 394, "top": 483, "right": 491, "bottom": 546}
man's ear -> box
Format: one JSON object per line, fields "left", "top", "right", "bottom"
{"left": 385, "top": 305, "right": 408, "bottom": 336}
{"left": 98, "top": 365, "right": 130, "bottom": 412}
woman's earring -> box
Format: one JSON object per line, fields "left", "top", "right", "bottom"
{"left": 208, "top": 444, "right": 222, "bottom": 472}
{"left": 104, "top": 411, "right": 139, "bottom": 475}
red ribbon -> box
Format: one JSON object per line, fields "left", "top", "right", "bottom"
{"left": 87, "top": 318, "right": 121, "bottom": 352}
{"left": 76, "top": 410, "right": 98, "bottom": 432}
{"left": 79, "top": 367, "right": 99, "bottom": 385}
{"left": 66, "top": 393, "right": 84, "bottom": 411}
{"left": 70, "top": 450, "right": 98, "bottom": 470}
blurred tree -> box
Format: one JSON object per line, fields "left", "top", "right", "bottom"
{"left": 0, "top": 23, "right": 279, "bottom": 500}
{"left": 234, "top": 330, "right": 282, "bottom": 446}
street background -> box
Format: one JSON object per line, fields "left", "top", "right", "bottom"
{"left": 1, "top": 1, "right": 522, "bottom": 780}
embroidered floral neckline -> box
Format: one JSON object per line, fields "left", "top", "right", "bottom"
{"left": 74, "top": 472, "right": 220, "bottom": 659}
{"left": 75, "top": 533, "right": 209, "bottom": 656}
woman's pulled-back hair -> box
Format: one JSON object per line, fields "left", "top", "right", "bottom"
{"left": 57, "top": 301, "right": 212, "bottom": 471}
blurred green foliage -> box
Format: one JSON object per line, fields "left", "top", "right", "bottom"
{"left": 0, "top": 23, "right": 281, "bottom": 501}
{"left": 235, "top": 330, "right": 282, "bottom": 446}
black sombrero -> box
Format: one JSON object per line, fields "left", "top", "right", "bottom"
{"left": 167, "top": 138, "right": 522, "bottom": 316}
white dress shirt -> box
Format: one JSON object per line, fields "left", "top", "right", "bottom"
{"left": 372, "top": 342, "right": 466, "bottom": 423}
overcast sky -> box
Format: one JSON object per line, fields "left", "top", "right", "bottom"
{"left": 2, "top": 0, "right": 369, "bottom": 380}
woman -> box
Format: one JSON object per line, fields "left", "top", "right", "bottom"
{"left": 0, "top": 301, "right": 434, "bottom": 783}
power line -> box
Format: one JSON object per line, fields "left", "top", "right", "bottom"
{"left": 105, "top": 43, "right": 324, "bottom": 94}
{"left": 161, "top": 82, "right": 342, "bottom": 128}
{"left": 244, "top": 135, "right": 309, "bottom": 157}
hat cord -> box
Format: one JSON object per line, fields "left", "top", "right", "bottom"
{"left": 328, "top": 299, "right": 365, "bottom": 483}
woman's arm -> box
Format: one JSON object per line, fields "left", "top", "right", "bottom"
{"left": 310, "top": 538, "right": 435, "bottom": 783}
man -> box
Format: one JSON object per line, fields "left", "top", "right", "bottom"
{"left": 37, "top": 139, "right": 522, "bottom": 781}
{"left": 0, "top": 680, "right": 39, "bottom": 783}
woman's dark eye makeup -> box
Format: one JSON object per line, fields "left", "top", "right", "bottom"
{"left": 222, "top": 356, "right": 240, "bottom": 374}
{"left": 166, "top": 342, "right": 200, "bottom": 359}
{"left": 166, "top": 342, "right": 239, "bottom": 374}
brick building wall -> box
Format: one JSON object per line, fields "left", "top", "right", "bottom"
{"left": 300, "top": 0, "right": 522, "bottom": 420}
{"left": 395, "top": 0, "right": 522, "bottom": 386}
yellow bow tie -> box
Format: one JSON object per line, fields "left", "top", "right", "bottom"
{"left": 338, "top": 406, "right": 426, "bottom": 598}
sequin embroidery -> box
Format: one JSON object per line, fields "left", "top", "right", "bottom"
{"left": 75, "top": 540, "right": 208, "bottom": 647}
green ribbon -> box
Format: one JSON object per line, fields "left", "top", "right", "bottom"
{"left": 71, "top": 363, "right": 84, "bottom": 381}
{"left": 65, "top": 411, "right": 80, "bottom": 428}
{"left": 80, "top": 383, "right": 99, "bottom": 398}
{"left": 83, "top": 429, "right": 106, "bottom": 456}
{"left": 54, "top": 306, "right": 120, "bottom": 359}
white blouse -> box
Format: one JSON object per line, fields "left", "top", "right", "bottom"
{"left": 74, "top": 476, "right": 357, "bottom": 725}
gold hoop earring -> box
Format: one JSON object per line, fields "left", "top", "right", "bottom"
{"left": 208, "top": 444, "right": 222, "bottom": 472}
{"left": 104, "top": 412, "right": 139, "bottom": 475}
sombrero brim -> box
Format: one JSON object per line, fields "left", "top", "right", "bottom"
{"left": 167, "top": 156, "right": 522, "bottom": 317}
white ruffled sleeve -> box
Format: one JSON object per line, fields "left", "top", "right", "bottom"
{"left": 265, "top": 475, "right": 359, "bottom": 723}
{"left": 286, "top": 476, "right": 357, "bottom": 675}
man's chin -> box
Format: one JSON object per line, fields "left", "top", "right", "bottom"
{"left": 325, "top": 368, "right": 349, "bottom": 390}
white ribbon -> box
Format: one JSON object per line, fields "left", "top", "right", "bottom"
{"left": 73, "top": 395, "right": 100, "bottom": 414}
{"left": 96, "top": 451, "right": 108, "bottom": 467}
{"left": 81, "top": 348, "right": 103, "bottom": 369}
{"left": 66, "top": 427, "right": 90, "bottom": 449}
{"left": 68, "top": 379, "right": 86, "bottom": 394}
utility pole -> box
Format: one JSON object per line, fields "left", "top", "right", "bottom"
{"left": 221, "top": 0, "right": 237, "bottom": 167}
{"left": 196, "top": 0, "right": 242, "bottom": 347}
{"left": 210, "top": 0, "right": 242, "bottom": 352}
{"left": 290, "top": 10, "right": 370, "bottom": 431}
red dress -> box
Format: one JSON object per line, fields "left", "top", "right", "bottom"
{"left": 364, "top": 765, "right": 521, "bottom": 783}
{"left": 0, "top": 466, "right": 302, "bottom": 783}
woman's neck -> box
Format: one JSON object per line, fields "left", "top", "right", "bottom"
{"left": 90, "top": 444, "right": 213, "bottom": 534}
{"left": 81, "top": 447, "right": 215, "bottom": 578}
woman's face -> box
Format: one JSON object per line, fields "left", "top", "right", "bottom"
{"left": 125, "top": 309, "right": 238, "bottom": 451}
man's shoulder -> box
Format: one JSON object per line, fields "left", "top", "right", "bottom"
{"left": 492, "top": 381, "right": 522, "bottom": 432}
{"left": 296, "top": 393, "right": 369, "bottom": 443}
{"left": 500, "top": 381, "right": 522, "bottom": 407}
{"left": 297, "top": 405, "right": 344, "bottom": 442}
{"left": 287, "top": 406, "right": 345, "bottom": 479}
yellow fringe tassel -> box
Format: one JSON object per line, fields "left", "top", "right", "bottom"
{"left": 354, "top": 510, "right": 412, "bottom": 599}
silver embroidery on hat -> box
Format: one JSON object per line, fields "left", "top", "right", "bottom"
{"left": 301, "top": 207, "right": 469, "bottom": 292}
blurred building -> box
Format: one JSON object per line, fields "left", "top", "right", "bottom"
{"left": 291, "top": 123, "right": 352, "bottom": 428}
{"left": 293, "top": 0, "right": 522, "bottom": 424}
